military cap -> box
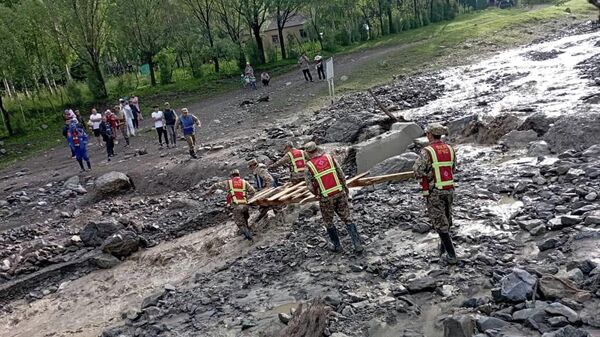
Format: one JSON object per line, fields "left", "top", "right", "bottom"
{"left": 229, "top": 169, "right": 240, "bottom": 176}
{"left": 303, "top": 141, "right": 319, "bottom": 153}
{"left": 248, "top": 159, "right": 258, "bottom": 167}
{"left": 425, "top": 123, "right": 448, "bottom": 136}
{"left": 284, "top": 140, "right": 294, "bottom": 149}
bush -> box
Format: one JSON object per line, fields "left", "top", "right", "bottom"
{"left": 244, "top": 42, "right": 262, "bottom": 66}
{"left": 155, "top": 48, "right": 177, "bottom": 85}
{"left": 65, "top": 81, "right": 83, "bottom": 107}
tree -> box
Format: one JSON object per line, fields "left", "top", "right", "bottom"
{"left": 273, "top": 0, "right": 302, "bottom": 59}
{"left": 42, "top": 0, "right": 111, "bottom": 99}
{"left": 215, "top": 0, "right": 246, "bottom": 69}
{"left": 112, "top": 0, "right": 173, "bottom": 86}
{"left": 182, "top": 0, "right": 221, "bottom": 73}
{"left": 0, "top": 93, "right": 13, "bottom": 136}
{"left": 234, "top": 0, "right": 271, "bottom": 64}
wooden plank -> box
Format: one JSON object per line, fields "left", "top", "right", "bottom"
{"left": 346, "top": 171, "right": 371, "bottom": 187}
{"left": 368, "top": 89, "right": 402, "bottom": 122}
{"left": 267, "top": 181, "right": 305, "bottom": 201}
{"left": 248, "top": 184, "right": 289, "bottom": 204}
{"left": 280, "top": 186, "right": 310, "bottom": 201}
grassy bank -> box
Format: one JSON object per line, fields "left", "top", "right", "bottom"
{"left": 336, "top": 0, "right": 595, "bottom": 92}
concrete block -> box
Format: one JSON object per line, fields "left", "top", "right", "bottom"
{"left": 355, "top": 123, "right": 424, "bottom": 173}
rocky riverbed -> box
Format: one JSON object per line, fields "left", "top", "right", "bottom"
{"left": 0, "top": 21, "right": 600, "bottom": 337}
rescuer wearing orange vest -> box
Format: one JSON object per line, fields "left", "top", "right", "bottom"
{"left": 413, "top": 123, "right": 458, "bottom": 265}
{"left": 205, "top": 169, "right": 256, "bottom": 240}
{"left": 303, "top": 142, "right": 363, "bottom": 253}
{"left": 270, "top": 141, "right": 307, "bottom": 184}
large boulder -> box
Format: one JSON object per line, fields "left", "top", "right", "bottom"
{"left": 95, "top": 171, "right": 134, "bottom": 194}
{"left": 322, "top": 113, "right": 372, "bottom": 143}
{"left": 443, "top": 315, "right": 475, "bottom": 337}
{"left": 369, "top": 152, "right": 419, "bottom": 176}
{"left": 498, "top": 268, "right": 537, "bottom": 302}
{"left": 499, "top": 130, "right": 539, "bottom": 149}
{"left": 528, "top": 140, "right": 551, "bottom": 156}
{"left": 539, "top": 276, "right": 591, "bottom": 302}
{"left": 470, "top": 114, "right": 522, "bottom": 144}
{"left": 544, "top": 114, "right": 600, "bottom": 152}
{"left": 518, "top": 112, "right": 558, "bottom": 136}
{"left": 101, "top": 229, "right": 143, "bottom": 258}
{"left": 447, "top": 115, "right": 478, "bottom": 138}
{"left": 354, "top": 122, "right": 424, "bottom": 173}
{"left": 80, "top": 218, "right": 124, "bottom": 247}
{"left": 541, "top": 325, "right": 590, "bottom": 337}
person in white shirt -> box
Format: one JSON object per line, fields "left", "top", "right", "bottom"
{"left": 89, "top": 108, "right": 103, "bottom": 147}
{"left": 151, "top": 105, "right": 169, "bottom": 147}
{"left": 121, "top": 101, "right": 136, "bottom": 137}
{"left": 315, "top": 52, "right": 325, "bottom": 80}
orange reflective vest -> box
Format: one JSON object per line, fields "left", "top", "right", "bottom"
{"left": 421, "top": 141, "right": 455, "bottom": 196}
{"left": 306, "top": 153, "right": 343, "bottom": 197}
{"left": 226, "top": 177, "right": 248, "bottom": 205}
{"left": 287, "top": 148, "right": 306, "bottom": 173}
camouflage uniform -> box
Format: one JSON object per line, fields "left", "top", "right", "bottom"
{"left": 251, "top": 163, "right": 281, "bottom": 222}
{"left": 413, "top": 145, "right": 456, "bottom": 233}
{"left": 208, "top": 179, "right": 256, "bottom": 229}
{"left": 304, "top": 144, "right": 362, "bottom": 252}
{"left": 271, "top": 151, "right": 305, "bottom": 183}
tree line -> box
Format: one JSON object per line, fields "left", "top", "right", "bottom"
{"left": 0, "top": 0, "right": 467, "bottom": 136}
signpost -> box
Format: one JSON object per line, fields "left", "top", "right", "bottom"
{"left": 325, "top": 57, "right": 334, "bottom": 103}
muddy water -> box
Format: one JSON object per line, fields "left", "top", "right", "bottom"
{"left": 406, "top": 31, "right": 600, "bottom": 120}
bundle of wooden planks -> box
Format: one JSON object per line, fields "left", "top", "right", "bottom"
{"left": 248, "top": 171, "right": 415, "bottom": 206}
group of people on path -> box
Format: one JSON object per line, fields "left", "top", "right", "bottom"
{"left": 243, "top": 63, "right": 270, "bottom": 90}
{"left": 150, "top": 103, "right": 201, "bottom": 158}
{"left": 205, "top": 123, "right": 458, "bottom": 265}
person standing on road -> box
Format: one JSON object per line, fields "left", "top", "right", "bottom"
{"left": 315, "top": 52, "right": 326, "bottom": 80}
{"left": 66, "top": 120, "right": 92, "bottom": 172}
{"left": 163, "top": 102, "right": 178, "bottom": 147}
{"left": 269, "top": 141, "right": 307, "bottom": 184}
{"left": 63, "top": 110, "right": 76, "bottom": 158}
{"left": 413, "top": 123, "right": 458, "bottom": 265}
{"left": 151, "top": 105, "right": 169, "bottom": 148}
{"left": 205, "top": 169, "right": 257, "bottom": 241}
{"left": 99, "top": 114, "right": 116, "bottom": 161}
{"left": 299, "top": 53, "right": 313, "bottom": 82}
{"left": 115, "top": 105, "right": 130, "bottom": 147}
{"left": 121, "top": 100, "right": 136, "bottom": 137}
{"left": 89, "top": 108, "right": 103, "bottom": 147}
{"left": 261, "top": 72, "right": 270, "bottom": 87}
{"left": 177, "top": 108, "right": 201, "bottom": 158}
{"left": 304, "top": 142, "right": 363, "bottom": 253}
{"left": 131, "top": 101, "right": 141, "bottom": 130}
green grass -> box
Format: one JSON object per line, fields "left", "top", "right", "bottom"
{"left": 0, "top": 0, "right": 596, "bottom": 169}
{"left": 335, "top": 0, "right": 595, "bottom": 92}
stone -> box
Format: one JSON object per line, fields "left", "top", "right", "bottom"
{"left": 518, "top": 112, "right": 558, "bottom": 136}
{"left": 80, "top": 218, "right": 124, "bottom": 247}
{"left": 548, "top": 316, "right": 569, "bottom": 328}
{"left": 584, "top": 192, "right": 597, "bottom": 201}
{"left": 447, "top": 115, "right": 477, "bottom": 137}
{"left": 499, "top": 130, "right": 538, "bottom": 148}
{"left": 101, "top": 230, "right": 142, "bottom": 258}
{"left": 354, "top": 123, "right": 424, "bottom": 173}
{"left": 499, "top": 268, "right": 537, "bottom": 302}
{"left": 528, "top": 140, "right": 551, "bottom": 156}
{"left": 512, "top": 307, "right": 548, "bottom": 323}
{"left": 572, "top": 260, "right": 597, "bottom": 275}
{"left": 90, "top": 253, "right": 121, "bottom": 269}
{"left": 322, "top": 114, "right": 368, "bottom": 143}
{"left": 561, "top": 215, "right": 582, "bottom": 226}
{"left": 544, "top": 114, "right": 600, "bottom": 153}
{"left": 63, "top": 176, "right": 87, "bottom": 194}
{"left": 545, "top": 302, "right": 579, "bottom": 323}
{"left": 95, "top": 172, "right": 134, "bottom": 194}
{"left": 540, "top": 325, "right": 590, "bottom": 337}
{"left": 141, "top": 292, "right": 164, "bottom": 309}
{"left": 476, "top": 316, "right": 510, "bottom": 332}
{"left": 530, "top": 225, "right": 547, "bottom": 236}
{"left": 443, "top": 315, "right": 475, "bottom": 337}
{"left": 369, "top": 152, "right": 419, "bottom": 176}
{"left": 406, "top": 276, "right": 437, "bottom": 293}
{"left": 567, "top": 269, "right": 584, "bottom": 283}
{"left": 357, "top": 125, "right": 385, "bottom": 142}
{"left": 539, "top": 276, "right": 591, "bottom": 301}
{"left": 278, "top": 312, "right": 291, "bottom": 324}
{"left": 584, "top": 213, "right": 600, "bottom": 226}
{"left": 517, "top": 219, "right": 544, "bottom": 232}
{"left": 582, "top": 144, "right": 600, "bottom": 157}
{"left": 538, "top": 238, "right": 560, "bottom": 251}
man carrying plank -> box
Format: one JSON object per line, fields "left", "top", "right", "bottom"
{"left": 269, "top": 141, "right": 307, "bottom": 184}
{"left": 248, "top": 159, "right": 282, "bottom": 224}
{"left": 413, "top": 123, "right": 458, "bottom": 265}
{"left": 304, "top": 142, "right": 363, "bottom": 253}
{"left": 205, "top": 169, "right": 256, "bottom": 241}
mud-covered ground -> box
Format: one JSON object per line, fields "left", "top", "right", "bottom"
{"left": 0, "top": 20, "right": 600, "bottom": 337}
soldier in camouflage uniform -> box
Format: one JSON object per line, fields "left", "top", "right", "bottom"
{"left": 248, "top": 159, "right": 282, "bottom": 224}
{"left": 304, "top": 142, "right": 363, "bottom": 253}
{"left": 269, "top": 141, "right": 307, "bottom": 184}
{"left": 413, "top": 123, "right": 458, "bottom": 264}
{"left": 205, "top": 169, "right": 256, "bottom": 240}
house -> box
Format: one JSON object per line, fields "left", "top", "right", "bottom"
{"left": 262, "top": 14, "right": 309, "bottom": 50}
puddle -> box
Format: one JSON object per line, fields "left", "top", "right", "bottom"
{"left": 268, "top": 302, "right": 300, "bottom": 315}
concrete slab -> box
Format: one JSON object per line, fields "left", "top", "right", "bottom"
{"left": 355, "top": 123, "right": 424, "bottom": 173}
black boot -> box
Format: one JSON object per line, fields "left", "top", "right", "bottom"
{"left": 86, "top": 160, "right": 91, "bottom": 170}
{"left": 439, "top": 232, "right": 457, "bottom": 265}
{"left": 190, "top": 150, "right": 198, "bottom": 159}
{"left": 346, "top": 223, "right": 364, "bottom": 253}
{"left": 242, "top": 226, "right": 253, "bottom": 241}
{"left": 77, "top": 159, "right": 85, "bottom": 171}
{"left": 326, "top": 227, "right": 342, "bottom": 252}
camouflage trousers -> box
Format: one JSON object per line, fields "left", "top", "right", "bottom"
{"left": 319, "top": 191, "right": 351, "bottom": 228}
{"left": 426, "top": 189, "right": 454, "bottom": 233}
{"left": 232, "top": 205, "right": 250, "bottom": 228}
{"left": 290, "top": 172, "right": 305, "bottom": 185}
{"left": 256, "top": 205, "right": 283, "bottom": 223}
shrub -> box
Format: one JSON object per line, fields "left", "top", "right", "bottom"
{"left": 155, "top": 48, "right": 177, "bottom": 85}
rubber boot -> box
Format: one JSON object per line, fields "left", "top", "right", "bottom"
{"left": 326, "top": 227, "right": 342, "bottom": 252}
{"left": 346, "top": 223, "right": 364, "bottom": 253}
{"left": 190, "top": 150, "right": 198, "bottom": 159}
{"left": 439, "top": 232, "right": 458, "bottom": 265}
{"left": 241, "top": 226, "right": 253, "bottom": 241}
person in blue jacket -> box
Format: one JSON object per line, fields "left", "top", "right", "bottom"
{"left": 67, "top": 120, "right": 92, "bottom": 172}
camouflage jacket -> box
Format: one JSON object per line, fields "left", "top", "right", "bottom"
{"left": 304, "top": 153, "right": 347, "bottom": 198}
{"left": 252, "top": 164, "right": 275, "bottom": 189}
